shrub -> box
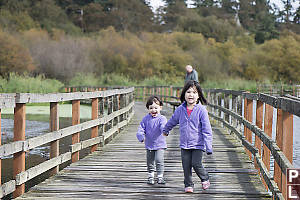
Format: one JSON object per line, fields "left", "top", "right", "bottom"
{"left": 0, "top": 73, "right": 64, "bottom": 93}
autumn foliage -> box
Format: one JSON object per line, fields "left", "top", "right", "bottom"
{"left": 0, "top": 0, "right": 299, "bottom": 86}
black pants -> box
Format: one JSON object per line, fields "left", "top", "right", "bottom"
{"left": 181, "top": 149, "right": 209, "bottom": 187}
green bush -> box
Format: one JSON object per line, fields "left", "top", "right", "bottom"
{"left": 0, "top": 73, "right": 64, "bottom": 93}
{"left": 99, "top": 73, "right": 137, "bottom": 86}
{"left": 68, "top": 73, "right": 100, "bottom": 87}
{"left": 202, "top": 78, "right": 257, "bottom": 92}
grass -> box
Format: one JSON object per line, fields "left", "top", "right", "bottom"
{"left": 0, "top": 73, "right": 288, "bottom": 94}
{"left": 0, "top": 73, "right": 64, "bottom": 93}
{"left": 201, "top": 78, "right": 258, "bottom": 92}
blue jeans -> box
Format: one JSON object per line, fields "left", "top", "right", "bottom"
{"left": 181, "top": 149, "right": 209, "bottom": 187}
{"left": 147, "top": 149, "right": 164, "bottom": 177}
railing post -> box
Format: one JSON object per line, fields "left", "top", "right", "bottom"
{"left": 91, "top": 98, "right": 99, "bottom": 153}
{"left": 254, "top": 100, "right": 264, "bottom": 188}
{"left": 0, "top": 109, "right": 1, "bottom": 185}
{"left": 232, "top": 95, "right": 237, "bottom": 127}
{"left": 217, "top": 94, "right": 222, "bottom": 118}
{"left": 114, "top": 94, "right": 120, "bottom": 136}
{"left": 98, "top": 97, "right": 105, "bottom": 147}
{"left": 72, "top": 100, "right": 80, "bottom": 163}
{"left": 274, "top": 108, "right": 283, "bottom": 192}
{"left": 243, "top": 97, "right": 253, "bottom": 159}
{"left": 176, "top": 88, "right": 180, "bottom": 98}
{"left": 262, "top": 103, "right": 273, "bottom": 189}
{"left": 206, "top": 90, "right": 211, "bottom": 113}
{"left": 13, "top": 103, "right": 26, "bottom": 198}
{"left": 50, "top": 102, "right": 59, "bottom": 175}
{"left": 281, "top": 110, "right": 293, "bottom": 198}
{"left": 143, "top": 86, "right": 146, "bottom": 101}
{"left": 212, "top": 92, "right": 217, "bottom": 116}
{"left": 254, "top": 100, "right": 263, "bottom": 171}
{"left": 108, "top": 96, "right": 113, "bottom": 131}
{"left": 169, "top": 87, "right": 172, "bottom": 102}
{"left": 224, "top": 94, "right": 230, "bottom": 123}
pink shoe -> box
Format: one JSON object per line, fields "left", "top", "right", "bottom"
{"left": 202, "top": 180, "right": 210, "bottom": 190}
{"left": 184, "top": 187, "right": 193, "bottom": 193}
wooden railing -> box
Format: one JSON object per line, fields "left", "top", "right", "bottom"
{"left": 257, "top": 83, "right": 300, "bottom": 97}
{"left": 0, "top": 88, "right": 134, "bottom": 199}
{"left": 206, "top": 89, "right": 300, "bottom": 200}
{"left": 134, "top": 86, "right": 299, "bottom": 200}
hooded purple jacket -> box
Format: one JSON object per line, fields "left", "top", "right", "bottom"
{"left": 136, "top": 114, "right": 167, "bottom": 150}
{"left": 163, "top": 102, "right": 213, "bottom": 153}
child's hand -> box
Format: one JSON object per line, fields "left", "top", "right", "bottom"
{"left": 163, "top": 132, "right": 168, "bottom": 136}
{"left": 206, "top": 152, "right": 212, "bottom": 155}
{"left": 141, "top": 140, "right": 144, "bottom": 143}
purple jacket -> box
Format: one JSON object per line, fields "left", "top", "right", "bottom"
{"left": 163, "top": 102, "right": 213, "bottom": 153}
{"left": 136, "top": 114, "right": 167, "bottom": 150}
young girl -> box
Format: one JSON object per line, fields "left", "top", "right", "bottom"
{"left": 136, "top": 95, "right": 167, "bottom": 185}
{"left": 163, "top": 80, "right": 213, "bottom": 193}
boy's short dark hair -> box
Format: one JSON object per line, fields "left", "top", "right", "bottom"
{"left": 146, "top": 95, "right": 163, "bottom": 109}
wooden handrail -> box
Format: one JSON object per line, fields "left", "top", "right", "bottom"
{"left": 133, "top": 86, "right": 298, "bottom": 200}
{"left": 0, "top": 88, "right": 134, "bottom": 198}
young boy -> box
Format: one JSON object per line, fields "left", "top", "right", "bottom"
{"left": 136, "top": 95, "right": 167, "bottom": 185}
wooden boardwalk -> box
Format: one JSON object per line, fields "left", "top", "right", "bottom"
{"left": 17, "top": 102, "right": 271, "bottom": 200}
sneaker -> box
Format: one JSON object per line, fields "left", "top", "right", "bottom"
{"left": 147, "top": 177, "right": 155, "bottom": 185}
{"left": 157, "top": 177, "right": 166, "bottom": 184}
{"left": 202, "top": 180, "right": 210, "bottom": 190}
{"left": 184, "top": 187, "right": 193, "bottom": 193}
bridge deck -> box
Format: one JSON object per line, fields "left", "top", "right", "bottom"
{"left": 17, "top": 102, "right": 271, "bottom": 200}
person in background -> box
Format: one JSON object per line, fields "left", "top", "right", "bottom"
{"left": 163, "top": 80, "right": 213, "bottom": 193}
{"left": 136, "top": 95, "right": 167, "bottom": 185}
{"left": 185, "top": 65, "right": 199, "bottom": 83}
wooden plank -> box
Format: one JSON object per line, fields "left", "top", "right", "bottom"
{"left": 15, "top": 88, "right": 134, "bottom": 103}
{"left": 16, "top": 157, "right": 61, "bottom": 185}
{"left": 0, "top": 96, "right": 15, "bottom": 109}
{"left": 0, "top": 141, "right": 25, "bottom": 159}
{"left": 0, "top": 180, "right": 16, "bottom": 198}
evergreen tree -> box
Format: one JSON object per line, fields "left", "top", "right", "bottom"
{"left": 239, "top": 0, "right": 277, "bottom": 43}
{"left": 193, "top": 0, "right": 217, "bottom": 7}
{"left": 281, "top": 0, "right": 295, "bottom": 23}
{"left": 221, "top": 0, "right": 238, "bottom": 14}
{"left": 163, "top": 0, "right": 189, "bottom": 31}
{"left": 294, "top": 6, "right": 300, "bottom": 23}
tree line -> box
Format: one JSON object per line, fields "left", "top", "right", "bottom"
{"left": 0, "top": 0, "right": 299, "bottom": 42}
{"left": 0, "top": 0, "right": 299, "bottom": 86}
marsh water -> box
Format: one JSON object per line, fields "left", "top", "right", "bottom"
{"left": 1, "top": 104, "right": 93, "bottom": 199}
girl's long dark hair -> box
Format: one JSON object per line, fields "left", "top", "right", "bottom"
{"left": 180, "top": 80, "right": 207, "bottom": 105}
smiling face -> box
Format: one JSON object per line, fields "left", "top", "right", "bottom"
{"left": 185, "top": 86, "right": 199, "bottom": 106}
{"left": 148, "top": 102, "right": 162, "bottom": 117}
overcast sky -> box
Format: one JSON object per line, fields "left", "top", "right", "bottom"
{"left": 147, "top": 0, "right": 299, "bottom": 12}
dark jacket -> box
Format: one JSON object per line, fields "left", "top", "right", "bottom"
{"left": 185, "top": 69, "right": 198, "bottom": 83}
